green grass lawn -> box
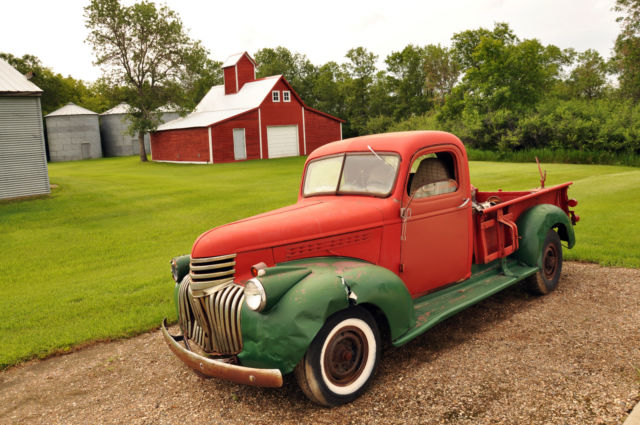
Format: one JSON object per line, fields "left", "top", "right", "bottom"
{"left": 0, "top": 156, "right": 638, "bottom": 368}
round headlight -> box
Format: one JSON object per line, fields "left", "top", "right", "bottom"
{"left": 170, "top": 258, "right": 179, "bottom": 283}
{"left": 245, "top": 278, "right": 266, "bottom": 312}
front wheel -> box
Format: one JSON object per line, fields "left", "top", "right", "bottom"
{"left": 525, "top": 228, "right": 563, "bottom": 295}
{"left": 294, "top": 307, "right": 381, "bottom": 406}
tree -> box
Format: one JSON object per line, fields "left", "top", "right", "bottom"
{"left": 85, "top": 0, "right": 211, "bottom": 161}
{"left": 422, "top": 44, "right": 461, "bottom": 105}
{"left": 567, "top": 49, "right": 608, "bottom": 99}
{"left": 613, "top": 0, "right": 640, "bottom": 101}
{"left": 448, "top": 23, "right": 567, "bottom": 115}
{"left": 385, "top": 45, "right": 430, "bottom": 120}
{"left": 308, "top": 61, "right": 348, "bottom": 121}
{"left": 342, "top": 47, "right": 379, "bottom": 136}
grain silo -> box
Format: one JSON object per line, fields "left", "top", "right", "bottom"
{"left": 45, "top": 103, "right": 102, "bottom": 161}
{"left": 100, "top": 103, "right": 180, "bottom": 157}
{"left": 0, "top": 58, "right": 50, "bottom": 200}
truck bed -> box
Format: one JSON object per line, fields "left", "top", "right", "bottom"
{"left": 472, "top": 183, "right": 573, "bottom": 264}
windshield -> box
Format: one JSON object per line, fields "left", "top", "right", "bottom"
{"left": 303, "top": 153, "right": 400, "bottom": 197}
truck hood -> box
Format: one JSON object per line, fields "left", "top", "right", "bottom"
{"left": 192, "top": 198, "right": 386, "bottom": 259}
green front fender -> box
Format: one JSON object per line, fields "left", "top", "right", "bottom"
{"left": 512, "top": 204, "right": 576, "bottom": 267}
{"left": 238, "top": 257, "right": 415, "bottom": 374}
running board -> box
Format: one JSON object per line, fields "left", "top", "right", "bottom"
{"left": 392, "top": 260, "right": 538, "bottom": 347}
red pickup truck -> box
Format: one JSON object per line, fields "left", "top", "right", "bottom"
{"left": 162, "top": 131, "right": 578, "bottom": 406}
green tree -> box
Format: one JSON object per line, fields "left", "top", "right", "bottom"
{"left": 613, "top": 0, "right": 640, "bottom": 101}
{"left": 342, "top": 47, "right": 379, "bottom": 136}
{"left": 447, "top": 23, "right": 567, "bottom": 116}
{"left": 385, "top": 44, "right": 430, "bottom": 119}
{"left": 422, "top": 44, "right": 461, "bottom": 105}
{"left": 85, "top": 0, "right": 212, "bottom": 161}
{"left": 567, "top": 49, "right": 608, "bottom": 99}
{"left": 308, "top": 61, "right": 348, "bottom": 121}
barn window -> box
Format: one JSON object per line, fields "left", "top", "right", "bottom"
{"left": 272, "top": 91, "right": 280, "bottom": 102}
{"left": 283, "top": 91, "right": 291, "bottom": 102}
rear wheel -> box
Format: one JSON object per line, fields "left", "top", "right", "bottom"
{"left": 525, "top": 229, "right": 563, "bottom": 295}
{"left": 294, "top": 307, "right": 381, "bottom": 406}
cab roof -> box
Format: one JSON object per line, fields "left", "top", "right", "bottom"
{"left": 307, "top": 131, "right": 465, "bottom": 161}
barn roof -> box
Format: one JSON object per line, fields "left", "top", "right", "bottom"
{"left": 45, "top": 102, "right": 98, "bottom": 117}
{"left": 0, "top": 58, "right": 43, "bottom": 95}
{"left": 222, "top": 52, "right": 257, "bottom": 68}
{"left": 157, "top": 75, "right": 281, "bottom": 131}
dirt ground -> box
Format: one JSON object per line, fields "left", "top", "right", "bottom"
{"left": 1, "top": 262, "right": 639, "bottom": 425}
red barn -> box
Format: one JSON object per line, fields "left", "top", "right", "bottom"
{"left": 150, "top": 52, "right": 344, "bottom": 164}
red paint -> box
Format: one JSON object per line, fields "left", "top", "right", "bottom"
{"left": 190, "top": 131, "right": 575, "bottom": 298}
{"left": 211, "top": 110, "right": 260, "bottom": 163}
{"left": 235, "top": 54, "right": 256, "bottom": 91}
{"left": 223, "top": 67, "right": 237, "bottom": 95}
{"left": 150, "top": 128, "right": 209, "bottom": 162}
{"left": 150, "top": 52, "right": 344, "bottom": 164}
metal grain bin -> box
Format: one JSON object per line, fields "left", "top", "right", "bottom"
{"left": 100, "top": 103, "right": 180, "bottom": 157}
{"left": 0, "top": 58, "right": 50, "bottom": 200}
{"left": 45, "top": 103, "right": 102, "bottom": 162}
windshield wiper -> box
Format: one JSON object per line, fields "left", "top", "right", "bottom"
{"left": 367, "top": 145, "right": 382, "bottom": 161}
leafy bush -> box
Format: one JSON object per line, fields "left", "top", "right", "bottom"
{"left": 393, "top": 97, "right": 640, "bottom": 163}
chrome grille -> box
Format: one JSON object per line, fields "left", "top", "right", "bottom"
{"left": 190, "top": 254, "right": 236, "bottom": 297}
{"left": 177, "top": 274, "right": 244, "bottom": 355}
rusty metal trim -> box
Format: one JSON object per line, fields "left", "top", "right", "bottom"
{"left": 161, "top": 319, "right": 283, "bottom": 388}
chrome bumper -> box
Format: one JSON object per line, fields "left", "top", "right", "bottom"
{"left": 161, "top": 319, "right": 283, "bottom": 387}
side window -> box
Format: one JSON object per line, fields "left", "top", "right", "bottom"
{"left": 282, "top": 91, "right": 291, "bottom": 102}
{"left": 272, "top": 91, "right": 280, "bottom": 102}
{"left": 406, "top": 151, "right": 458, "bottom": 198}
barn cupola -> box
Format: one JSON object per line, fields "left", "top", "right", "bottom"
{"left": 222, "top": 52, "right": 258, "bottom": 95}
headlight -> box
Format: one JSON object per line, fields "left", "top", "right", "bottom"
{"left": 171, "top": 258, "right": 179, "bottom": 282}
{"left": 244, "top": 278, "right": 266, "bottom": 312}
{"left": 170, "top": 254, "right": 190, "bottom": 284}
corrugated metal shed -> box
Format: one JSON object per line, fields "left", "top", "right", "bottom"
{"left": 0, "top": 58, "right": 50, "bottom": 200}
{"left": 100, "top": 103, "right": 179, "bottom": 157}
{"left": 45, "top": 102, "right": 102, "bottom": 162}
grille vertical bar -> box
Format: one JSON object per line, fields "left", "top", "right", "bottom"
{"left": 177, "top": 273, "right": 244, "bottom": 355}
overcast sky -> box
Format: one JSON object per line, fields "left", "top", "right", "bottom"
{"left": 1, "top": 0, "right": 621, "bottom": 82}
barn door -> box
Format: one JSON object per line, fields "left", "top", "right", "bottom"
{"left": 233, "top": 128, "right": 246, "bottom": 160}
{"left": 266, "top": 125, "right": 299, "bottom": 158}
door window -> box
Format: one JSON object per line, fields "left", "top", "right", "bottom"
{"left": 407, "top": 152, "right": 458, "bottom": 199}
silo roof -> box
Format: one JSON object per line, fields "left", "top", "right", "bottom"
{"left": 45, "top": 102, "right": 98, "bottom": 117}
{"left": 101, "top": 102, "right": 179, "bottom": 115}
{"left": 0, "top": 58, "right": 43, "bottom": 95}
{"left": 101, "top": 103, "right": 130, "bottom": 115}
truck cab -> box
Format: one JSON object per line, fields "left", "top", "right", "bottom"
{"left": 162, "top": 131, "right": 577, "bottom": 406}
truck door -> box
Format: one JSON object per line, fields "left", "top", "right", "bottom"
{"left": 400, "top": 146, "right": 472, "bottom": 297}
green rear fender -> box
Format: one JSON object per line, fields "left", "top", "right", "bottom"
{"left": 238, "top": 257, "right": 415, "bottom": 374}
{"left": 513, "top": 204, "right": 576, "bottom": 267}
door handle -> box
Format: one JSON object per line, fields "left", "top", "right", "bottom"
{"left": 458, "top": 198, "right": 470, "bottom": 208}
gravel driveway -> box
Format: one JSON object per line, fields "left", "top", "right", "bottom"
{"left": 1, "top": 262, "right": 639, "bottom": 425}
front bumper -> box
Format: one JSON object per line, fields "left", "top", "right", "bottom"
{"left": 161, "top": 319, "right": 283, "bottom": 387}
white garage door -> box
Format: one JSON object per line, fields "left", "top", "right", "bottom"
{"left": 267, "top": 125, "right": 299, "bottom": 158}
